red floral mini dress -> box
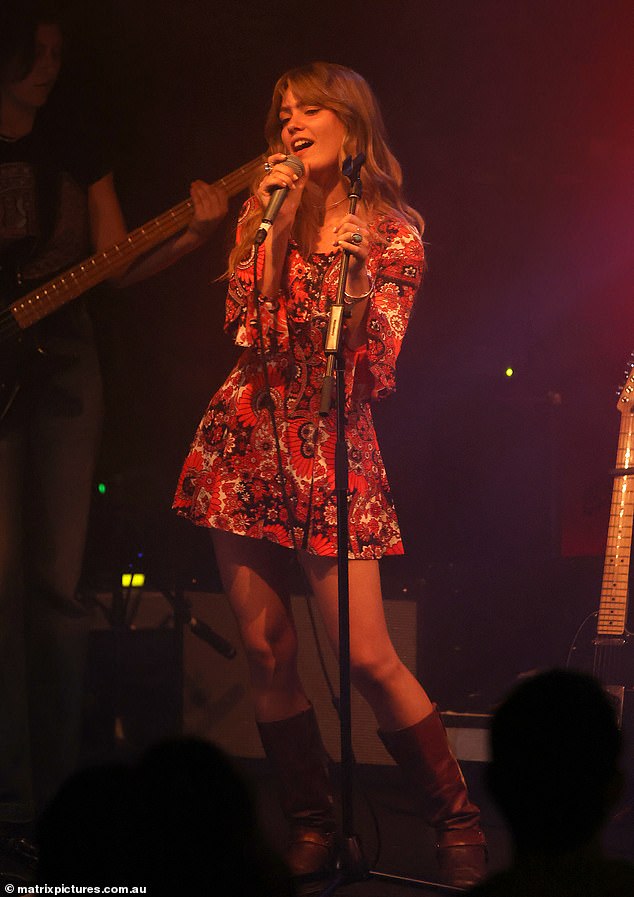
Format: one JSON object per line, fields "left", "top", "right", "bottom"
{"left": 173, "top": 199, "right": 424, "bottom": 558}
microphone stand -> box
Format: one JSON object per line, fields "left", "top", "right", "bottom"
{"left": 317, "top": 157, "right": 462, "bottom": 896}
{"left": 318, "top": 153, "right": 366, "bottom": 888}
{"left": 160, "top": 588, "right": 237, "bottom": 660}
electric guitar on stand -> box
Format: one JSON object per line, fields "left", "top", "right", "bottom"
{"left": 0, "top": 154, "right": 264, "bottom": 423}
{"left": 592, "top": 358, "right": 634, "bottom": 726}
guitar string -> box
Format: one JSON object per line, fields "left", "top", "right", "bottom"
{"left": 0, "top": 156, "right": 265, "bottom": 337}
{"left": 1, "top": 156, "right": 264, "bottom": 330}
{"left": 1, "top": 201, "right": 195, "bottom": 333}
{"left": 0, "top": 205, "right": 189, "bottom": 334}
{"left": 1, "top": 204, "right": 192, "bottom": 331}
{"left": 595, "top": 414, "right": 634, "bottom": 685}
{"left": 599, "top": 477, "right": 631, "bottom": 648}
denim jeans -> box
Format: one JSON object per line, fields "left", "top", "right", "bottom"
{"left": 0, "top": 309, "right": 103, "bottom": 821}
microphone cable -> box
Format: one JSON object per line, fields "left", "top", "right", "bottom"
{"left": 252, "top": 245, "right": 301, "bottom": 553}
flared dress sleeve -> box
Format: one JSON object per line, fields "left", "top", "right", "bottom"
{"left": 224, "top": 197, "right": 289, "bottom": 354}
{"left": 350, "top": 218, "right": 425, "bottom": 401}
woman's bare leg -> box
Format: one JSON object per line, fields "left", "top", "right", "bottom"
{"left": 212, "top": 530, "right": 336, "bottom": 876}
{"left": 212, "top": 529, "right": 309, "bottom": 722}
{"left": 298, "top": 554, "right": 433, "bottom": 730}
{"left": 299, "top": 552, "right": 486, "bottom": 887}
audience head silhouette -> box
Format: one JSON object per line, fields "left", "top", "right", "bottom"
{"left": 486, "top": 668, "right": 624, "bottom": 855}
{"left": 38, "top": 737, "right": 295, "bottom": 896}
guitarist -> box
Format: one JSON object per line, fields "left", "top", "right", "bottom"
{"left": 0, "top": 0, "right": 227, "bottom": 864}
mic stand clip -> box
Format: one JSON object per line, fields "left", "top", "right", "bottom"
{"left": 320, "top": 153, "right": 365, "bottom": 418}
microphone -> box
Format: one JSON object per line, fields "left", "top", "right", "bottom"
{"left": 254, "top": 154, "right": 305, "bottom": 246}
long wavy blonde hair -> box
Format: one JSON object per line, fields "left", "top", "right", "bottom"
{"left": 228, "top": 61, "right": 424, "bottom": 273}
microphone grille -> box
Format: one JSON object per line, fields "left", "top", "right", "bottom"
{"left": 283, "top": 154, "right": 305, "bottom": 177}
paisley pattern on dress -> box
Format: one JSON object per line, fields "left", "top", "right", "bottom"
{"left": 173, "top": 198, "right": 424, "bottom": 558}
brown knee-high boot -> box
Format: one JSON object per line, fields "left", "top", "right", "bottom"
{"left": 257, "top": 705, "right": 338, "bottom": 880}
{"left": 379, "top": 708, "right": 487, "bottom": 889}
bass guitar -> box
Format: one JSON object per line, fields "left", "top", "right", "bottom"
{"left": 0, "top": 153, "right": 264, "bottom": 422}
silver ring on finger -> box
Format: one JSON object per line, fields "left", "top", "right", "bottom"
{"left": 351, "top": 232, "right": 363, "bottom": 245}
{"left": 264, "top": 162, "right": 273, "bottom": 173}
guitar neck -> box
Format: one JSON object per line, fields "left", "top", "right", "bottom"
{"left": 9, "top": 154, "right": 264, "bottom": 331}
{"left": 598, "top": 405, "right": 634, "bottom": 637}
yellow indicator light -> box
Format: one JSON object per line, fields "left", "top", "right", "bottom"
{"left": 121, "top": 573, "right": 145, "bottom": 588}
{"left": 505, "top": 367, "right": 514, "bottom": 378}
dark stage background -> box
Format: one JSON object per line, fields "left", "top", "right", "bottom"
{"left": 56, "top": 1, "right": 633, "bottom": 707}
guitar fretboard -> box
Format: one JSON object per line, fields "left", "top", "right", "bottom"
{"left": 8, "top": 155, "right": 264, "bottom": 332}
{"left": 598, "top": 397, "right": 634, "bottom": 637}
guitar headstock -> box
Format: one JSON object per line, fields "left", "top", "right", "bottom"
{"left": 617, "top": 355, "right": 634, "bottom": 411}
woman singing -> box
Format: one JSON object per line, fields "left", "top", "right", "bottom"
{"left": 174, "top": 61, "right": 486, "bottom": 888}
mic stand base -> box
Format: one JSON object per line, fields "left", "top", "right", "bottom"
{"left": 368, "top": 869, "right": 466, "bottom": 894}
{"left": 316, "top": 846, "right": 465, "bottom": 896}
